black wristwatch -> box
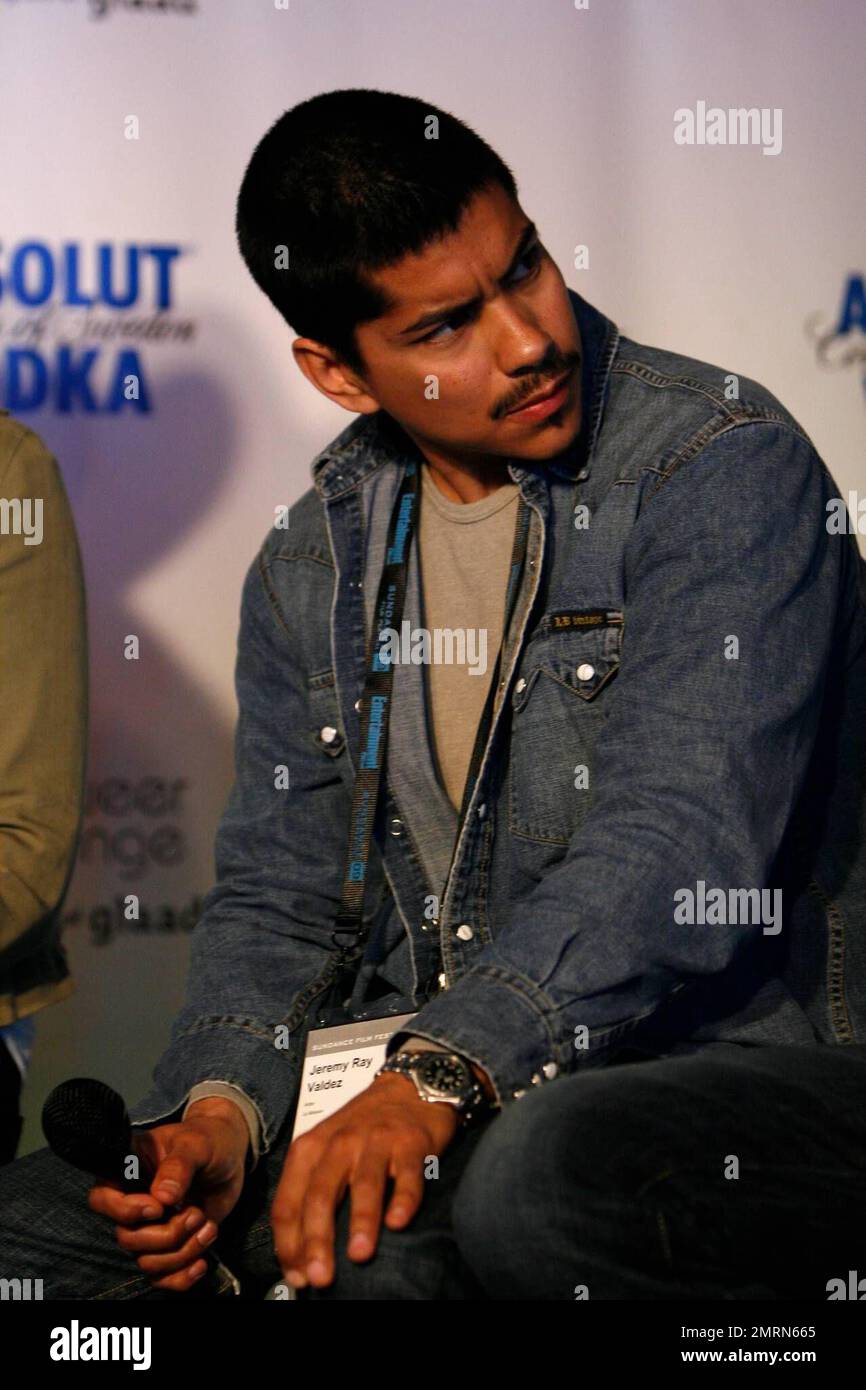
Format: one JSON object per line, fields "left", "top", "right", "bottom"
{"left": 377, "top": 1048, "right": 491, "bottom": 1127}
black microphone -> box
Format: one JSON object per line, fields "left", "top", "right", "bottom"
{"left": 42, "top": 1077, "right": 239, "bottom": 1295}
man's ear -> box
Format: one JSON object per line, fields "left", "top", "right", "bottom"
{"left": 291, "top": 337, "right": 381, "bottom": 416}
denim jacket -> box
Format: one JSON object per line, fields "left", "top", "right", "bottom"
{"left": 129, "top": 289, "right": 866, "bottom": 1157}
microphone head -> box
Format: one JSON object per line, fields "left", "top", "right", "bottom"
{"left": 42, "top": 1078, "right": 132, "bottom": 1178}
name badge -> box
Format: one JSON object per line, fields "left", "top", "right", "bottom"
{"left": 291, "top": 1011, "right": 418, "bottom": 1141}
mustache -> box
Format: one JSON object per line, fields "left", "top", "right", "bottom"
{"left": 493, "top": 350, "right": 581, "bottom": 420}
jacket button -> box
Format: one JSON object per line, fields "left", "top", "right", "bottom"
{"left": 515, "top": 677, "right": 527, "bottom": 693}
{"left": 512, "top": 1088, "right": 527, "bottom": 1099}
{"left": 437, "top": 972, "right": 448, "bottom": 989}
{"left": 477, "top": 802, "right": 487, "bottom": 819}
{"left": 354, "top": 698, "right": 362, "bottom": 712}
{"left": 455, "top": 923, "right": 473, "bottom": 941}
{"left": 319, "top": 725, "right": 338, "bottom": 743}
{"left": 531, "top": 1072, "right": 542, "bottom": 1085}
{"left": 576, "top": 663, "right": 595, "bottom": 681}
{"left": 542, "top": 1061, "right": 558, "bottom": 1080}
{"left": 389, "top": 817, "right": 404, "bottom": 836}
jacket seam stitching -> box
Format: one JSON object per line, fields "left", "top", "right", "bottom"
{"left": 269, "top": 551, "right": 335, "bottom": 571}
{"left": 173, "top": 1016, "right": 285, "bottom": 1046}
{"left": 806, "top": 878, "right": 855, "bottom": 1043}
{"left": 647, "top": 416, "right": 814, "bottom": 499}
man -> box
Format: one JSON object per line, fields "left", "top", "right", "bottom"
{"left": 0, "top": 411, "right": 87, "bottom": 1165}
{"left": 1, "top": 87, "right": 865, "bottom": 1301}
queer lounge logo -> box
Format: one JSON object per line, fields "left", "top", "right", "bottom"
{"left": 0, "top": 241, "right": 194, "bottom": 414}
{"left": 62, "top": 774, "right": 202, "bottom": 945}
{"left": 805, "top": 274, "right": 866, "bottom": 399}
{"left": 0, "top": 0, "right": 198, "bottom": 17}
{"left": 88, "top": 0, "right": 197, "bottom": 15}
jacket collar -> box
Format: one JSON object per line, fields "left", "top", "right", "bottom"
{"left": 311, "top": 288, "right": 619, "bottom": 500}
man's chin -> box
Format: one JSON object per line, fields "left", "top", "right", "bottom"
{"left": 504, "top": 413, "right": 583, "bottom": 464}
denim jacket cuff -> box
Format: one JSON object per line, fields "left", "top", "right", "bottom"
{"left": 128, "top": 1017, "right": 298, "bottom": 1155}
{"left": 384, "top": 966, "right": 568, "bottom": 1109}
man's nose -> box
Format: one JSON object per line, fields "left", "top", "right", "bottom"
{"left": 487, "top": 298, "right": 553, "bottom": 376}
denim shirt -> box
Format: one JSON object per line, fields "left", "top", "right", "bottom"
{"left": 129, "top": 288, "right": 866, "bottom": 1155}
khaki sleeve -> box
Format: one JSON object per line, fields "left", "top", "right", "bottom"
{"left": 0, "top": 419, "right": 88, "bottom": 957}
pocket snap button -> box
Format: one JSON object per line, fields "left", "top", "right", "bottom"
{"left": 319, "top": 725, "right": 338, "bottom": 743}
{"left": 455, "top": 923, "right": 474, "bottom": 941}
{"left": 515, "top": 677, "right": 527, "bottom": 693}
{"left": 576, "top": 663, "right": 595, "bottom": 681}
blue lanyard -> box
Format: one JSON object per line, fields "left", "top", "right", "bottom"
{"left": 327, "top": 452, "right": 530, "bottom": 1022}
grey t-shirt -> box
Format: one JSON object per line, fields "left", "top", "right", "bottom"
{"left": 417, "top": 460, "right": 520, "bottom": 811}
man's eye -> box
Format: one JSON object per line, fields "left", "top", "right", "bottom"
{"left": 509, "top": 244, "right": 543, "bottom": 283}
{"left": 419, "top": 315, "right": 465, "bottom": 344}
{"left": 415, "top": 246, "right": 542, "bottom": 344}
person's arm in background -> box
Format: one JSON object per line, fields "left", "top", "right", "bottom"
{"left": 0, "top": 413, "right": 87, "bottom": 1006}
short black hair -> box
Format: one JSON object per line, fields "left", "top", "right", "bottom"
{"left": 235, "top": 88, "right": 518, "bottom": 374}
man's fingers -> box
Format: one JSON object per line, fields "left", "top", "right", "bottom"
{"left": 87, "top": 1183, "right": 165, "bottom": 1226}
{"left": 134, "top": 1228, "right": 219, "bottom": 1278}
{"left": 150, "top": 1153, "right": 197, "bottom": 1206}
{"left": 383, "top": 1142, "right": 426, "bottom": 1231}
{"left": 297, "top": 1145, "right": 357, "bottom": 1287}
{"left": 148, "top": 1126, "right": 210, "bottom": 1206}
{"left": 271, "top": 1131, "right": 328, "bottom": 1273}
{"left": 114, "top": 1206, "right": 207, "bottom": 1254}
{"left": 343, "top": 1144, "right": 392, "bottom": 1263}
{"left": 146, "top": 1259, "right": 210, "bottom": 1294}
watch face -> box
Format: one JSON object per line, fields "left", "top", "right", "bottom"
{"left": 417, "top": 1052, "right": 470, "bottom": 1097}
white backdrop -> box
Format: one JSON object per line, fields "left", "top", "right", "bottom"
{"left": 1, "top": 0, "right": 862, "bottom": 1153}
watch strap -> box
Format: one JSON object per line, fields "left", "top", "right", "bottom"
{"left": 378, "top": 1048, "right": 488, "bottom": 1126}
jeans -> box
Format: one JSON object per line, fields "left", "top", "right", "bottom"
{"left": 2, "top": 1041, "right": 865, "bottom": 1300}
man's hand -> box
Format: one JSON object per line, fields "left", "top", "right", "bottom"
{"left": 86, "top": 1097, "right": 250, "bottom": 1293}
{"left": 271, "top": 1072, "right": 460, "bottom": 1291}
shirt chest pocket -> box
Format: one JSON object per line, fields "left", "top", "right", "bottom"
{"left": 507, "top": 616, "right": 623, "bottom": 844}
